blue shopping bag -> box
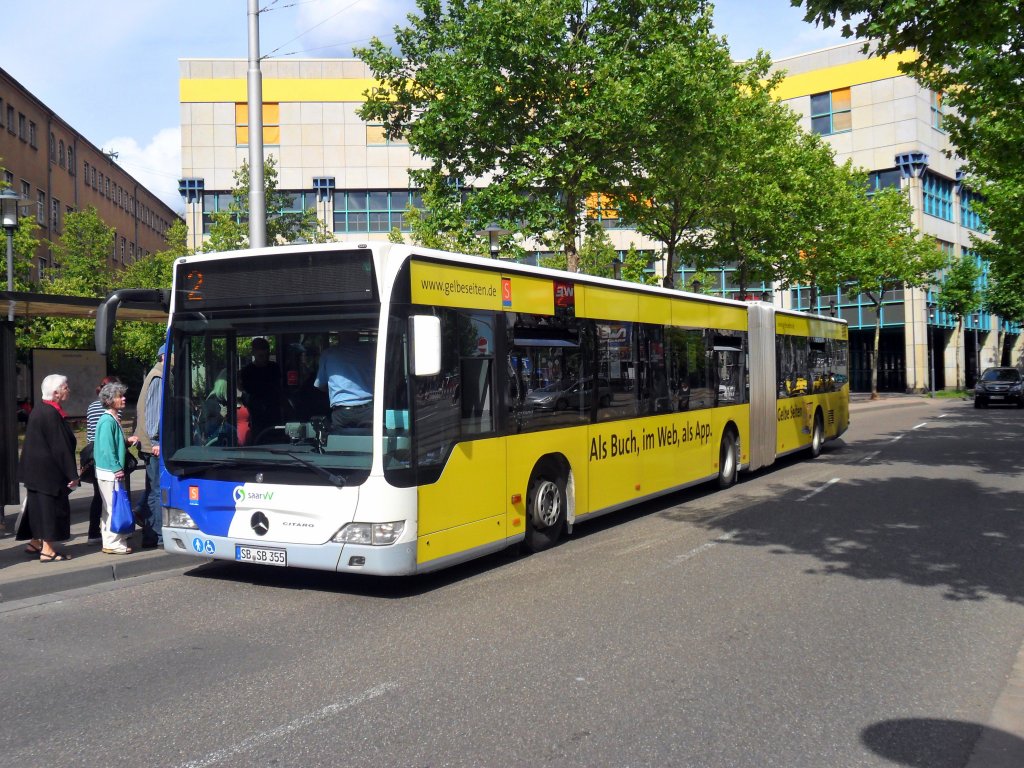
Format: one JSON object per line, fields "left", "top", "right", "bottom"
{"left": 110, "top": 481, "right": 135, "bottom": 534}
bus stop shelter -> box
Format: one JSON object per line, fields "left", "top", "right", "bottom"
{"left": 1, "top": 290, "right": 167, "bottom": 507}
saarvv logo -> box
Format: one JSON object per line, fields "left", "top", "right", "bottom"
{"left": 233, "top": 486, "right": 276, "bottom": 504}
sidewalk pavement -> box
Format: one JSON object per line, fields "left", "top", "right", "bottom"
{"left": 0, "top": 469, "right": 196, "bottom": 603}
{"left": 0, "top": 393, "right": 943, "bottom": 603}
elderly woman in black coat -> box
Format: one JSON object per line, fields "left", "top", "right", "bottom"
{"left": 18, "top": 373, "right": 80, "bottom": 562}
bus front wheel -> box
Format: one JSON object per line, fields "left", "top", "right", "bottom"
{"left": 718, "top": 431, "right": 738, "bottom": 489}
{"left": 524, "top": 472, "right": 566, "bottom": 552}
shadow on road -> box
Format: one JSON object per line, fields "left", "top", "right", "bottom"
{"left": 862, "top": 717, "right": 1021, "bottom": 768}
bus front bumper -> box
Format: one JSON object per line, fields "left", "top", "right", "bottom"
{"left": 163, "top": 528, "right": 419, "bottom": 576}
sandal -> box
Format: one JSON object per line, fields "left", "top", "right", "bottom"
{"left": 24, "top": 543, "right": 42, "bottom": 556}
{"left": 102, "top": 547, "right": 133, "bottom": 555}
{"left": 39, "top": 551, "right": 72, "bottom": 562}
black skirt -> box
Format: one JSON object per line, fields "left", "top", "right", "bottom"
{"left": 22, "top": 489, "right": 72, "bottom": 542}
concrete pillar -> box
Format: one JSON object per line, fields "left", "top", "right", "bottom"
{"left": 904, "top": 285, "right": 928, "bottom": 392}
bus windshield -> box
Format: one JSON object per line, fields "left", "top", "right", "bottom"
{"left": 162, "top": 313, "right": 380, "bottom": 485}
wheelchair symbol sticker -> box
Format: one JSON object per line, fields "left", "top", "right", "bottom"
{"left": 192, "top": 538, "right": 216, "bottom": 555}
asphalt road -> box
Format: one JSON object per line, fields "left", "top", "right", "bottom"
{"left": 2, "top": 398, "right": 1023, "bottom": 768}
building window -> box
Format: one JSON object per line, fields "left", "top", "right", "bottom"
{"left": 585, "top": 192, "right": 623, "bottom": 229}
{"left": 0, "top": 98, "right": 4, "bottom": 127}
{"left": 333, "top": 189, "right": 423, "bottom": 234}
{"left": 365, "top": 124, "right": 408, "bottom": 147}
{"left": 930, "top": 91, "right": 945, "bottom": 132}
{"left": 313, "top": 176, "right": 335, "bottom": 202}
{"left": 91, "top": 167, "right": 97, "bottom": 188}
{"left": 84, "top": 161, "right": 90, "bottom": 181}
{"left": 51, "top": 198, "right": 61, "bottom": 231}
{"left": 28, "top": 121, "right": 37, "bottom": 149}
{"left": 21, "top": 180, "right": 30, "bottom": 201}
{"left": 235, "top": 102, "right": 280, "bottom": 146}
{"left": 810, "top": 88, "right": 852, "bottom": 135}
{"left": 129, "top": 242, "right": 135, "bottom": 262}
{"left": 868, "top": 169, "right": 902, "bottom": 194}
{"left": 18, "top": 113, "right": 27, "bottom": 141}
{"left": 49, "top": 133, "right": 56, "bottom": 160}
{"left": 58, "top": 140, "right": 66, "bottom": 168}
{"left": 36, "top": 191, "right": 46, "bottom": 225}
{"left": 6, "top": 106, "right": 15, "bottom": 134}
{"left": 2, "top": 171, "right": 11, "bottom": 187}
{"left": 120, "top": 236, "right": 126, "bottom": 264}
{"left": 960, "top": 189, "right": 985, "bottom": 232}
{"left": 105, "top": 177, "right": 111, "bottom": 198}
{"left": 922, "top": 172, "right": 954, "bottom": 221}
{"left": 67, "top": 146, "right": 74, "bottom": 174}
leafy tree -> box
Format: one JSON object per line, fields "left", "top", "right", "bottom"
{"left": 11, "top": 215, "right": 41, "bottom": 291}
{"left": 793, "top": 0, "right": 1024, "bottom": 313}
{"left": 690, "top": 90, "right": 807, "bottom": 297}
{"left": 843, "top": 188, "right": 947, "bottom": 398}
{"left": 108, "top": 219, "right": 191, "bottom": 385}
{"left": 619, "top": 245, "right": 658, "bottom": 286}
{"left": 47, "top": 206, "right": 115, "bottom": 297}
{"left": 206, "top": 157, "right": 330, "bottom": 251}
{"left": 937, "top": 253, "right": 983, "bottom": 388}
{"left": 777, "top": 139, "right": 868, "bottom": 311}
{"left": 357, "top": 0, "right": 709, "bottom": 273}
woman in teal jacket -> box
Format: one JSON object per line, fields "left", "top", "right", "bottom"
{"left": 94, "top": 381, "right": 139, "bottom": 554}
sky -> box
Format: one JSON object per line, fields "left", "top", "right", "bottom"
{"left": 2, "top": 1, "right": 856, "bottom": 215}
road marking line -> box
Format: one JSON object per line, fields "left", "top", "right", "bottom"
{"left": 913, "top": 422, "right": 928, "bottom": 430}
{"left": 178, "top": 682, "right": 397, "bottom": 768}
{"left": 889, "top": 434, "right": 904, "bottom": 444}
{"left": 798, "top": 478, "right": 840, "bottom": 502}
{"left": 860, "top": 451, "right": 880, "bottom": 463}
{"left": 672, "top": 531, "right": 735, "bottom": 565}
{"left": 939, "top": 413, "right": 950, "bottom": 419}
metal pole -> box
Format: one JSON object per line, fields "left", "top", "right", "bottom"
{"left": 6, "top": 229, "right": 13, "bottom": 322}
{"left": 247, "top": 0, "right": 267, "bottom": 248}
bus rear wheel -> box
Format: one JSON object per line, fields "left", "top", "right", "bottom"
{"left": 810, "top": 411, "right": 824, "bottom": 458}
{"left": 523, "top": 472, "right": 566, "bottom": 553}
{"left": 718, "top": 431, "right": 738, "bottom": 489}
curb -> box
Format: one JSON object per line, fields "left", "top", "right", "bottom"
{"left": 0, "top": 551, "right": 198, "bottom": 603}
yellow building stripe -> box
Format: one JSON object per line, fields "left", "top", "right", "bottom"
{"left": 180, "top": 78, "right": 378, "bottom": 103}
{"left": 772, "top": 51, "right": 918, "bottom": 101}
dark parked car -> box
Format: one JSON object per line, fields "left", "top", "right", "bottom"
{"left": 525, "top": 378, "right": 612, "bottom": 411}
{"left": 974, "top": 367, "right": 1024, "bottom": 408}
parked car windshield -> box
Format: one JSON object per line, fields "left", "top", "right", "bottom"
{"left": 981, "top": 368, "right": 1021, "bottom": 382}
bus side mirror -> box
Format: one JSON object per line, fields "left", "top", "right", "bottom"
{"left": 410, "top": 315, "right": 442, "bottom": 377}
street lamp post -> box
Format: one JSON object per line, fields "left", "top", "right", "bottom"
{"left": 1, "top": 188, "right": 33, "bottom": 322}
{"left": 1, "top": 187, "right": 33, "bottom": 511}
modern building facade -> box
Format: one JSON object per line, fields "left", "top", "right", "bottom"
{"left": 766, "top": 42, "right": 1021, "bottom": 392}
{"left": 178, "top": 44, "right": 1020, "bottom": 393}
{"left": 0, "top": 66, "right": 180, "bottom": 281}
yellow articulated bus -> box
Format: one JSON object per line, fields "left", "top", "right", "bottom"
{"left": 99, "top": 242, "right": 848, "bottom": 575}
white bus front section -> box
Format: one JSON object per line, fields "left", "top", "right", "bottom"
{"left": 163, "top": 479, "right": 421, "bottom": 576}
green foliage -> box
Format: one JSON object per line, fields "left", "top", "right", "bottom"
{"left": 794, "top": 0, "right": 1024, "bottom": 315}
{"left": 357, "top": 0, "right": 709, "bottom": 272}
{"left": 47, "top": 206, "right": 115, "bottom": 297}
{"left": 11, "top": 215, "right": 40, "bottom": 291}
{"left": 842, "top": 187, "right": 946, "bottom": 395}
{"left": 205, "top": 157, "right": 330, "bottom": 251}
{"left": 937, "top": 254, "right": 983, "bottom": 322}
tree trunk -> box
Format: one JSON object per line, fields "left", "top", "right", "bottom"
{"left": 955, "top": 318, "right": 964, "bottom": 391}
{"left": 662, "top": 243, "right": 675, "bottom": 290}
{"left": 871, "top": 304, "right": 882, "bottom": 400}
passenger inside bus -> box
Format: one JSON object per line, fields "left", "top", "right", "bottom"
{"left": 315, "top": 329, "right": 376, "bottom": 433}
{"left": 240, "top": 337, "right": 284, "bottom": 442}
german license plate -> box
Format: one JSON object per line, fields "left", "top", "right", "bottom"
{"left": 235, "top": 545, "right": 287, "bottom": 566}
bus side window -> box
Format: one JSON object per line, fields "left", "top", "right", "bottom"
{"left": 458, "top": 312, "right": 495, "bottom": 434}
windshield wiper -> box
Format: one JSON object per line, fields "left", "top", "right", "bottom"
{"left": 241, "top": 447, "right": 348, "bottom": 488}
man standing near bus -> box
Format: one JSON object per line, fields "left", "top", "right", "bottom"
{"left": 134, "top": 343, "right": 164, "bottom": 548}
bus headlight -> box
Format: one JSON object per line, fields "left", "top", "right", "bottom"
{"left": 165, "top": 508, "right": 199, "bottom": 529}
{"left": 332, "top": 521, "right": 405, "bottom": 545}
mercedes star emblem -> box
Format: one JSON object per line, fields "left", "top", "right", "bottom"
{"left": 251, "top": 511, "right": 270, "bottom": 536}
